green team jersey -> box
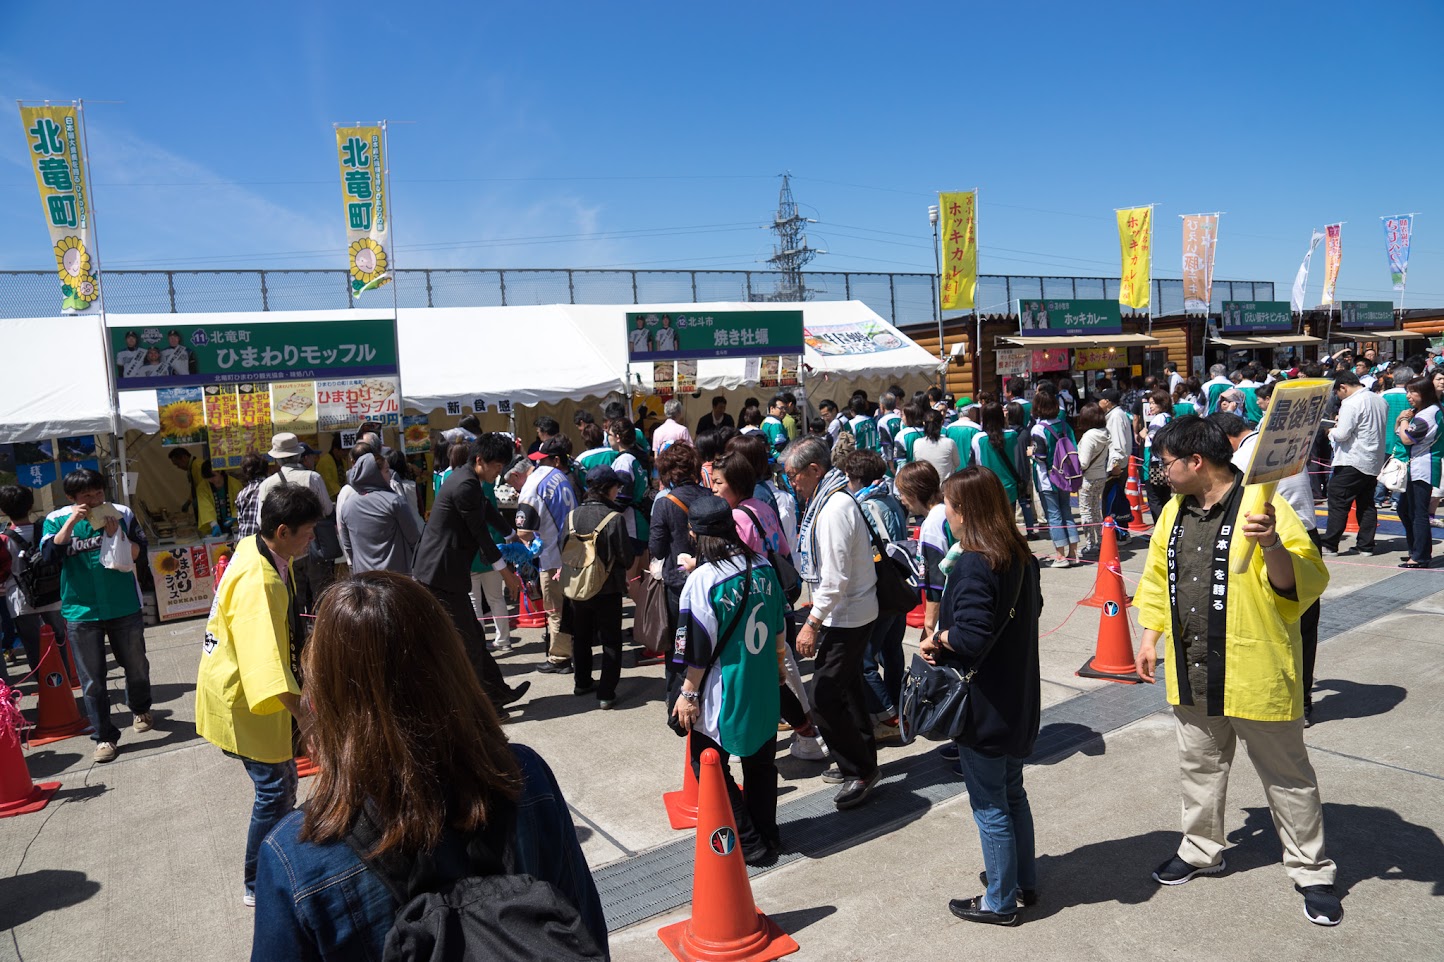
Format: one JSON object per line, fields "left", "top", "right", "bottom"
{"left": 849, "top": 416, "right": 881, "bottom": 456}
{"left": 43, "top": 505, "right": 145, "bottom": 623}
{"left": 678, "top": 558, "right": 786, "bottom": 757}
{"left": 573, "top": 447, "right": 619, "bottom": 492}
{"left": 612, "top": 450, "right": 650, "bottom": 541}
{"left": 761, "top": 416, "right": 790, "bottom": 452}
{"left": 895, "top": 426, "right": 923, "bottom": 464}
{"left": 972, "top": 429, "right": 1022, "bottom": 503}
{"left": 945, "top": 423, "right": 981, "bottom": 469}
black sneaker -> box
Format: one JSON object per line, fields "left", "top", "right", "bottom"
{"left": 979, "top": 871, "right": 1038, "bottom": 907}
{"left": 939, "top": 742, "right": 960, "bottom": 762}
{"left": 573, "top": 680, "right": 597, "bottom": 696}
{"left": 1151, "top": 855, "right": 1226, "bottom": 885}
{"left": 743, "top": 844, "right": 780, "bottom": 868}
{"left": 947, "top": 896, "right": 1019, "bottom": 926}
{"left": 834, "top": 770, "right": 880, "bottom": 810}
{"left": 501, "top": 680, "right": 531, "bottom": 706}
{"left": 537, "top": 660, "right": 573, "bottom": 674}
{"left": 820, "top": 765, "right": 847, "bottom": 784}
{"left": 1297, "top": 884, "right": 1342, "bottom": 926}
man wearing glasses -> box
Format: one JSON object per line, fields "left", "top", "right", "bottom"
{"left": 1132, "top": 416, "right": 1341, "bottom": 927}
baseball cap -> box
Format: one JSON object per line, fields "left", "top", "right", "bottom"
{"left": 954, "top": 396, "right": 974, "bottom": 409}
{"left": 528, "top": 437, "right": 569, "bottom": 462}
{"left": 687, "top": 495, "right": 736, "bottom": 537}
{"left": 513, "top": 503, "right": 541, "bottom": 532}
{"left": 585, "top": 465, "right": 623, "bottom": 491}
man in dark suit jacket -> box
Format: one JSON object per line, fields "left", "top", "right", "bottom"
{"left": 414, "top": 433, "right": 529, "bottom": 713}
{"left": 694, "top": 396, "right": 736, "bottom": 437}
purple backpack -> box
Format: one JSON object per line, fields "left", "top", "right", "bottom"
{"left": 1045, "top": 425, "right": 1084, "bottom": 493}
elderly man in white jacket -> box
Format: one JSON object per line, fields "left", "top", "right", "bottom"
{"left": 784, "top": 436, "right": 880, "bottom": 811}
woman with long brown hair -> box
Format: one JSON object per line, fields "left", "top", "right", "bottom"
{"left": 920, "top": 467, "right": 1042, "bottom": 927}
{"left": 251, "top": 571, "right": 607, "bottom": 959}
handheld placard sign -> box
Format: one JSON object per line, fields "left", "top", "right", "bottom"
{"left": 1232, "top": 378, "right": 1333, "bottom": 573}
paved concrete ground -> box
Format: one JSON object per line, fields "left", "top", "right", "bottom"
{"left": 0, "top": 515, "right": 1440, "bottom": 961}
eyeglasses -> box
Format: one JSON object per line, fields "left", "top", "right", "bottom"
{"left": 1158, "top": 456, "right": 1185, "bottom": 472}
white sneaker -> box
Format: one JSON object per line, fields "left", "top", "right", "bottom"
{"left": 488, "top": 638, "right": 513, "bottom": 653}
{"left": 790, "top": 733, "right": 829, "bottom": 760}
{"left": 93, "top": 741, "right": 117, "bottom": 763}
{"left": 242, "top": 892, "right": 256, "bottom": 908}
{"left": 1048, "top": 557, "right": 1072, "bottom": 569}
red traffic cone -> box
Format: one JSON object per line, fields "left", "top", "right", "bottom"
{"left": 663, "top": 733, "right": 700, "bottom": 830}
{"left": 295, "top": 755, "right": 319, "bottom": 779}
{"left": 1344, "top": 503, "right": 1359, "bottom": 534}
{"left": 905, "top": 588, "right": 926, "bottom": 630}
{"left": 515, "top": 591, "right": 547, "bottom": 629}
{"left": 0, "top": 725, "right": 59, "bottom": 819}
{"left": 28, "top": 638, "right": 92, "bottom": 745}
{"left": 1081, "top": 521, "right": 1132, "bottom": 608}
{"left": 657, "top": 748, "right": 799, "bottom": 962}
{"left": 1076, "top": 560, "right": 1141, "bottom": 684}
{"left": 1126, "top": 458, "right": 1149, "bottom": 533}
{"left": 38, "top": 625, "right": 80, "bottom": 691}
{"left": 213, "top": 553, "right": 229, "bottom": 588}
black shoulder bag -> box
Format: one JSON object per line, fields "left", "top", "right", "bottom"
{"left": 839, "top": 492, "right": 919, "bottom": 614}
{"left": 898, "top": 560, "right": 1026, "bottom": 745}
{"left": 736, "top": 503, "right": 802, "bottom": 604}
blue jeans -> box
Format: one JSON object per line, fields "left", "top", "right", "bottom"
{"left": 68, "top": 611, "right": 151, "bottom": 744}
{"left": 240, "top": 756, "right": 298, "bottom": 895}
{"left": 958, "top": 746, "right": 1036, "bottom": 914}
{"left": 1398, "top": 479, "right": 1433, "bottom": 563}
{"left": 1039, "top": 488, "right": 1079, "bottom": 549}
{"left": 1019, "top": 494, "right": 1038, "bottom": 533}
{"left": 861, "top": 610, "right": 905, "bottom": 716}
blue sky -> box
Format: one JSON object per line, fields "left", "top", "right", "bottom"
{"left": 2, "top": 0, "right": 1440, "bottom": 310}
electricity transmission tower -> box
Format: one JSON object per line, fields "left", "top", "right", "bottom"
{"left": 763, "top": 173, "right": 823, "bottom": 301}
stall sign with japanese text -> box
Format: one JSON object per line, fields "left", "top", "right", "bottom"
{"left": 939, "top": 191, "right": 977, "bottom": 311}
{"left": 336, "top": 125, "right": 392, "bottom": 297}
{"left": 625, "top": 310, "right": 804, "bottom": 361}
{"left": 151, "top": 545, "right": 215, "bottom": 621}
{"left": 1239, "top": 379, "right": 1332, "bottom": 485}
{"left": 109, "top": 318, "right": 398, "bottom": 389}
{"left": 1014, "top": 299, "right": 1122, "bottom": 337}
{"left": 1074, "top": 347, "right": 1123, "bottom": 371}
{"left": 316, "top": 376, "right": 401, "bottom": 430}
{"left": 19, "top": 104, "right": 100, "bottom": 315}
{"left": 1220, "top": 301, "right": 1293, "bottom": 334}
{"left": 1336, "top": 300, "right": 1395, "bottom": 331}
{"left": 995, "top": 348, "right": 1031, "bottom": 378}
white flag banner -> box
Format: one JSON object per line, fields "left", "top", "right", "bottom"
{"left": 1291, "top": 230, "right": 1325, "bottom": 313}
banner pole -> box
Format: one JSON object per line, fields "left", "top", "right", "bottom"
{"left": 75, "top": 98, "right": 127, "bottom": 505}
{"left": 381, "top": 119, "right": 405, "bottom": 449}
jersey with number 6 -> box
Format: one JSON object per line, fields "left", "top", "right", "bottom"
{"left": 677, "top": 557, "right": 785, "bottom": 757}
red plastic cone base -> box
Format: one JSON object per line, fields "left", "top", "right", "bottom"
{"left": 1077, "top": 655, "right": 1142, "bottom": 684}
{"left": 295, "top": 755, "right": 319, "bottom": 778}
{"left": 658, "top": 911, "right": 799, "bottom": 962}
{"left": 26, "top": 721, "right": 91, "bottom": 747}
{"left": 0, "top": 781, "right": 60, "bottom": 818}
{"left": 663, "top": 735, "right": 700, "bottom": 829}
{"left": 0, "top": 774, "right": 59, "bottom": 814}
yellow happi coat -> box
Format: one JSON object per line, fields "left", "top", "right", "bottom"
{"left": 1133, "top": 485, "right": 1329, "bottom": 722}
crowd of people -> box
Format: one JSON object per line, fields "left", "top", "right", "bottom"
{"left": 1, "top": 354, "right": 1387, "bottom": 954}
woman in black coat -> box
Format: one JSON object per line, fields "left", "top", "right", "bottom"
{"left": 920, "top": 466, "right": 1042, "bottom": 927}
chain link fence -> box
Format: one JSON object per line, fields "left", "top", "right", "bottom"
{"left": 0, "top": 268, "right": 1272, "bottom": 326}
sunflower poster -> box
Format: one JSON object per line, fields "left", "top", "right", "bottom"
{"left": 336, "top": 124, "right": 392, "bottom": 298}
{"left": 402, "top": 414, "right": 431, "bottom": 455}
{"left": 150, "top": 544, "right": 216, "bottom": 621}
{"left": 19, "top": 104, "right": 100, "bottom": 314}
{"left": 157, "top": 387, "right": 208, "bottom": 446}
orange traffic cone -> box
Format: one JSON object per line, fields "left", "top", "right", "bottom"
{"left": 515, "top": 592, "right": 546, "bottom": 629}
{"left": 213, "top": 553, "right": 229, "bottom": 588}
{"left": 295, "top": 755, "right": 319, "bottom": 778}
{"left": 1344, "top": 503, "right": 1359, "bottom": 534}
{"left": 38, "top": 625, "right": 80, "bottom": 691}
{"left": 0, "top": 717, "right": 59, "bottom": 818}
{"left": 657, "top": 748, "right": 799, "bottom": 962}
{"left": 905, "top": 588, "right": 926, "bottom": 630}
{"left": 1081, "top": 521, "right": 1132, "bottom": 608}
{"left": 1076, "top": 557, "right": 1141, "bottom": 684}
{"left": 1126, "top": 458, "right": 1149, "bottom": 533}
{"left": 663, "top": 733, "right": 701, "bottom": 830}
{"left": 28, "top": 638, "right": 92, "bottom": 745}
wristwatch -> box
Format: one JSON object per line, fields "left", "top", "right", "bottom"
{"left": 1261, "top": 536, "right": 1285, "bottom": 552}
{"left": 806, "top": 616, "right": 823, "bottom": 631}
{"left": 678, "top": 690, "right": 700, "bottom": 702}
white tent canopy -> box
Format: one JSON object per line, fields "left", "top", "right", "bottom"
{"left": 0, "top": 315, "right": 117, "bottom": 443}
{"left": 0, "top": 301, "right": 940, "bottom": 442}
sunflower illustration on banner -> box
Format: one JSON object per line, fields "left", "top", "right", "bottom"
{"left": 335, "top": 125, "right": 393, "bottom": 297}
{"left": 19, "top": 104, "right": 102, "bottom": 314}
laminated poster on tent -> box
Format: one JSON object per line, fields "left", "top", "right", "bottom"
{"left": 157, "top": 387, "right": 208, "bottom": 446}
{"left": 675, "top": 360, "right": 698, "bottom": 395}
{"left": 779, "top": 356, "right": 800, "bottom": 387}
{"left": 316, "top": 376, "right": 400, "bottom": 430}
{"left": 57, "top": 436, "right": 100, "bottom": 477}
{"left": 270, "top": 380, "right": 318, "bottom": 436}
{"left": 203, "top": 385, "right": 242, "bottom": 469}
{"left": 759, "top": 357, "right": 779, "bottom": 389}
{"left": 653, "top": 362, "right": 675, "bottom": 399}
{"left": 402, "top": 414, "right": 431, "bottom": 455}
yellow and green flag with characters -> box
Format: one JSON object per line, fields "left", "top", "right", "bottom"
{"left": 1116, "top": 205, "right": 1152, "bottom": 310}
{"left": 336, "top": 125, "right": 392, "bottom": 297}
{"left": 19, "top": 104, "right": 100, "bottom": 314}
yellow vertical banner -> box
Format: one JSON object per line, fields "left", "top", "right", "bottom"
{"left": 1116, "top": 206, "right": 1152, "bottom": 310}
{"left": 336, "top": 125, "right": 392, "bottom": 297}
{"left": 19, "top": 104, "right": 100, "bottom": 314}
{"left": 939, "top": 191, "right": 977, "bottom": 311}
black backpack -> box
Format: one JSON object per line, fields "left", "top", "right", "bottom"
{"left": 5, "top": 525, "right": 63, "bottom": 609}
{"left": 344, "top": 805, "right": 605, "bottom": 962}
